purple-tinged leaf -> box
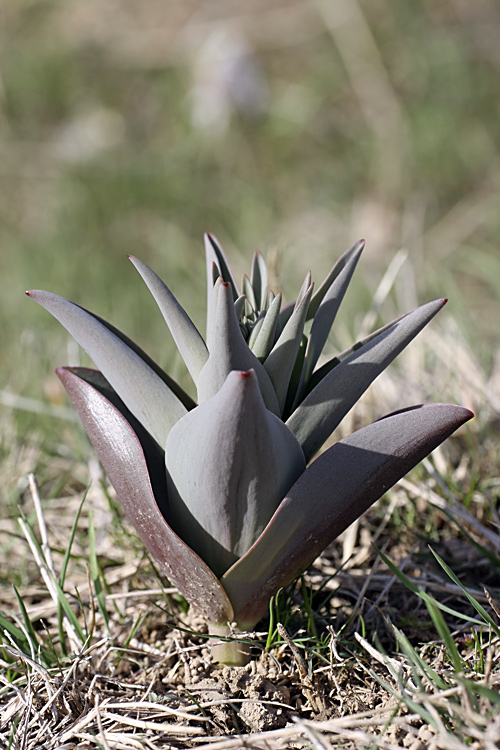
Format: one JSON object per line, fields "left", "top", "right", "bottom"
{"left": 222, "top": 403, "right": 473, "bottom": 627}
{"left": 27, "top": 291, "right": 188, "bottom": 448}
{"left": 57, "top": 367, "right": 234, "bottom": 625}
{"left": 48, "top": 304, "right": 195, "bottom": 410}
{"left": 278, "top": 300, "right": 295, "bottom": 332}
{"left": 166, "top": 369, "right": 306, "bottom": 578}
{"left": 128, "top": 256, "right": 208, "bottom": 384}
{"left": 296, "top": 271, "right": 312, "bottom": 307}
{"left": 287, "top": 298, "right": 447, "bottom": 462}
{"left": 197, "top": 282, "right": 281, "bottom": 415}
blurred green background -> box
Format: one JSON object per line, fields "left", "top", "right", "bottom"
{"left": 1, "top": 0, "right": 499, "bottom": 440}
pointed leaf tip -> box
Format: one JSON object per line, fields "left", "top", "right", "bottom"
{"left": 128, "top": 254, "right": 208, "bottom": 383}
{"left": 288, "top": 297, "right": 448, "bottom": 460}
{"left": 27, "top": 289, "right": 188, "bottom": 447}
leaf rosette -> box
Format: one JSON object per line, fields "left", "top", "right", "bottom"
{"left": 27, "top": 235, "right": 472, "bottom": 664}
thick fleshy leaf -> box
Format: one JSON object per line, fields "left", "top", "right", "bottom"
{"left": 250, "top": 250, "right": 268, "bottom": 312}
{"left": 205, "top": 232, "right": 238, "bottom": 344}
{"left": 60, "top": 367, "right": 132, "bottom": 417}
{"left": 287, "top": 298, "right": 447, "bottom": 461}
{"left": 197, "top": 282, "right": 281, "bottom": 415}
{"left": 56, "top": 367, "right": 233, "bottom": 624}
{"left": 205, "top": 233, "right": 240, "bottom": 296}
{"left": 247, "top": 313, "right": 266, "bottom": 349}
{"left": 250, "top": 293, "right": 282, "bottom": 360}
{"left": 264, "top": 281, "right": 314, "bottom": 414}
{"left": 295, "top": 241, "right": 364, "bottom": 405}
{"left": 222, "top": 403, "right": 473, "bottom": 627}
{"left": 278, "top": 300, "right": 295, "bottom": 332}
{"left": 166, "top": 369, "right": 306, "bottom": 578}
{"left": 58, "top": 306, "right": 195, "bottom": 410}
{"left": 234, "top": 294, "right": 246, "bottom": 321}
{"left": 206, "top": 275, "right": 223, "bottom": 352}
{"left": 27, "top": 291, "right": 188, "bottom": 448}
{"left": 242, "top": 275, "right": 257, "bottom": 316}
{"left": 128, "top": 256, "right": 208, "bottom": 384}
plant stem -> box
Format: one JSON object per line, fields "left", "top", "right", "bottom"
{"left": 209, "top": 622, "right": 252, "bottom": 666}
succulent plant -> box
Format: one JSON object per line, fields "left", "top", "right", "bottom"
{"left": 27, "top": 235, "right": 472, "bottom": 665}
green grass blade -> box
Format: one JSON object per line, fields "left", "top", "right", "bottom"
{"left": 19, "top": 508, "right": 86, "bottom": 644}
{"left": 12, "top": 586, "right": 42, "bottom": 659}
{"left": 428, "top": 547, "right": 500, "bottom": 639}
{"left": 375, "top": 546, "right": 487, "bottom": 627}
{"left": 59, "top": 489, "right": 88, "bottom": 588}
{"left": 424, "top": 595, "right": 465, "bottom": 673}
{"left": 391, "top": 624, "right": 449, "bottom": 691}
{"left": 0, "top": 610, "right": 31, "bottom": 653}
{"left": 265, "top": 589, "right": 281, "bottom": 651}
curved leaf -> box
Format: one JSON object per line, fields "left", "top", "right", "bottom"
{"left": 222, "top": 403, "right": 473, "bottom": 627}
{"left": 197, "top": 282, "right": 281, "bottom": 415}
{"left": 57, "top": 367, "right": 233, "bottom": 624}
{"left": 128, "top": 256, "right": 208, "bottom": 384}
{"left": 166, "top": 369, "right": 305, "bottom": 578}
{"left": 287, "top": 298, "right": 447, "bottom": 461}
{"left": 27, "top": 291, "right": 188, "bottom": 447}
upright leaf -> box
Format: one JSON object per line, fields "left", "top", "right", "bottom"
{"left": 264, "top": 281, "right": 313, "bottom": 413}
{"left": 294, "top": 241, "right": 364, "bottom": 404}
{"left": 307, "top": 240, "right": 364, "bottom": 321}
{"left": 250, "top": 293, "right": 282, "bottom": 360}
{"left": 197, "top": 282, "right": 281, "bottom": 414}
{"left": 250, "top": 250, "right": 268, "bottom": 312}
{"left": 205, "top": 233, "right": 239, "bottom": 300}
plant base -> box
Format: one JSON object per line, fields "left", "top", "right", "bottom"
{"left": 209, "top": 622, "right": 252, "bottom": 666}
